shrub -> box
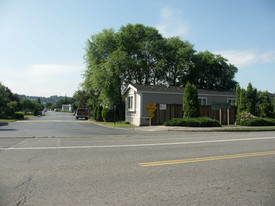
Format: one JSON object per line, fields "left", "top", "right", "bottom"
{"left": 93, "top": 106, "right": 98, "bottom": 120}
{"left": 96, "top": 106, "right": 103, "bottom": 121}
{"left": 235, "top": 111, "right": 256, "bottom": 125}
{"left": 258, "top": 91, "right": 273, "bottom": 118}
{"left": 183, "top": 82, "right": 200, "bottom": 118}
{"left": 14, "top": 112, "right": 24, "bottom": 119}
{"left": 239, "top": 117, "right": 275, "bottom": 126}
{"left": 164, "top": 117, "right": 221, "bottom": 127}
{"left": 101, "top": 108, "right": 114, "bottom": 122}
{"left": 33, "top": 107, "right": 39, "bottom": 116}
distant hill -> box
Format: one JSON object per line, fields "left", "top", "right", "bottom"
{"left": 18, "top": 95, "right": 69, "bottom": 104}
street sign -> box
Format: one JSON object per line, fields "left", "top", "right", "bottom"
{"left": 211, "top": 103, "right": 231, "bottom": 110}
{"left": 159, "top": 104, "right": 166, "bottom": 110}
{"left": 146, "top": 102, "right": 157, "bottom": 113}
{"left": 148, "top": 112, "right": 155, "bottom": 119}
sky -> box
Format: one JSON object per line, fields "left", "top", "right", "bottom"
{"left": 0, "top": 0, "right": 275, "bottom": 97}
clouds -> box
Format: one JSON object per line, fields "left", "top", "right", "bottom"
{"left": 215, "top": 50, "right": 275, "bottom": 68}
{"left": 1, "top": 64, "right": 83, "bottom": 97}
{"left": 156, "top": 8, "right": 188, "bottom": 38}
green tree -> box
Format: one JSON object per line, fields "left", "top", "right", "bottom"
{"left": 162, "top": 37, "right": 195, "bottom": 86}
{"left": 93, "top": 105, "right": 98, "bottom": 120}
{"left": 236, "top": 84, "right": 241, "bottom": 108}
{"left": 117, "top": 23, "right": 165, "bottom": 85}
{"left": 192, "top": 51, "right": 238, "bottom": 90}
{"left": 238, "top": 88, "right": 247, "bottom": 114}
{"left": 246, "top": 83, "right": 257, "bottom": 115}
{"left": 0, "top": 83, "right": 10, "bottom": 117}
{"left": 45, "top": 101, "right": 52, "bottom": 109}
{"left": 21, "top": 98, "right": 36, "bottom": 113}
{"left": 183, "top": 82, "right": 200, "bottom": 118}
{"left": 258, "top": 91, "right": 272, "bottom": 117}
{"left": 6, "top": 101, "right": 18, "bottom": 117}
{"left": 96, "top": 106, "right": 103, "bottom": 121}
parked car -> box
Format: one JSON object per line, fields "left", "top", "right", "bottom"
{"left": 75, "top": 108, "right": 89, "bottom": 120}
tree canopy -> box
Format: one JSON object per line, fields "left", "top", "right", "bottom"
{"left": 83, "top": 23, "right": 238, "bottom": 108}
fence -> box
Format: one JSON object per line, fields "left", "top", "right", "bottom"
{"left": 151, "top": 104, "right": 237, "bottom": 125}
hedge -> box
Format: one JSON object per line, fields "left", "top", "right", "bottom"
{"left": 14, "top": 112, "right": 24, "bottom": 119}
{"left": 101, "top": 108, "right": 114, "bottom": 122}
{"left": 164, "top": 117, "right": 221, "bottom": 127}
{"left": 239, "top": 117, "right": 275, "bottom": 126}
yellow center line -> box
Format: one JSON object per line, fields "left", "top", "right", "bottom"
{"left": 139, "top": 151, "right": 275, "bottom": 167}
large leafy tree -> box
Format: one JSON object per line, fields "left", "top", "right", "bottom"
{"left": 0, "top": 82, "right": 20, "bottom": 118}
{"left": 83, "top": 24, "right": 239, "bottom": 113}
{"left": 161, "top": 37, "right": 195, "bottom": 86}
{"left": 192, "top": 51, "right": 238, "bottom": 90}
{"left": 117, "top": 24, "right": 165, "bottom": 85}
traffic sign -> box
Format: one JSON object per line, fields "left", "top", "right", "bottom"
{"left": 146, "top": 102, "right": 157, "bottom": 113}
{"left": 148, "top": 112, "right": 155, "bottom": 119}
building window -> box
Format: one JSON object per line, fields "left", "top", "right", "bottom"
{"left": 127, "top": 95, "right": 135, "bottom": 111}
{"left": 227, "top": 98, "right": 236, "bottom": 106}
{"left": 199, "top": 97, "right": 207, "bottom": 105}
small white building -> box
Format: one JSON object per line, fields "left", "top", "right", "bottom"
{"left": 62, "top": 104, "right": 72, "bottom": 112}
{"left": 124, "top": 84, "right": 236, "bottom": 126}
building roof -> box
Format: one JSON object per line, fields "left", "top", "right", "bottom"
{"left": 128, "top": 84, "right": 236, "bottom": 96}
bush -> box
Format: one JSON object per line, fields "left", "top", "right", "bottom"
{"left": 14, "top": 112, "right": 24, "bottom": 119}
{"left": 239, "top": 117, "right": 275, "bottom": 126}
{"left": 96, "top": 106, "right": 103, "bottom": 121}
{"left": 235, "top": 111, "right": 256, "bottom": 125}
{"left": 183, "top": 82, "right": 200, "bottom": 118}
{"left": 164, "top": 117, "right": 221, "bottom": 127}
{"left": 33, "top": 107, "right": 39, "bottom": 116}
{"left": 101, "top": 108, "right": 114, "bottom": 122}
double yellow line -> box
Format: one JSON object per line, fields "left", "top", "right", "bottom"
{"left": 139, "top": 150, "right": 275, "bottom": 167}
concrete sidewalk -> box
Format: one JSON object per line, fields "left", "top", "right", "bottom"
{"left": 131, "top": 125, "right": 275, "bottom": 132}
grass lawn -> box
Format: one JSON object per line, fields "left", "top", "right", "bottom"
{"left": 217, "top": 126, "right": 275, "bottom": 131}
{"left": 0, "top": 115, "right": 41, "bottom": 122}
{"left": 0, "top": 119, "right": 16, "bottom": 122}
{"left": 25, "top": 115, "right": 41, "bottom": 118}
{"left": 91, "top": 120, "right": 135, "bottom": 127}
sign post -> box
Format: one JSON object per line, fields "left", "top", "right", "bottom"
{"left": 145, "top": 102, "right": 157, "bottom": 126}
{"left": 211, "top": 103, "right": 231, "bottom": 125}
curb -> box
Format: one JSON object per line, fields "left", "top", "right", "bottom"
{"left": 167, "top": 128, "right": 275, "bottom": 132}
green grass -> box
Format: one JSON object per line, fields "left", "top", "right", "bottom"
{"left": 24, "top": 115, "right": 41, "bottom": 119}
{"left": 216, "top": 126, "right": 275, "bottom": 131}
{"left": 91, "top": 120, "right": 135, "bottom": 127}
{"left": 0, "top": 119, "right": 16, "bottom": 122}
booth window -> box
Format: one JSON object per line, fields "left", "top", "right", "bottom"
{"left": 227, "top": 98, "right": 236, "bottom": 106}
{"left": 199, "top": 97, "right": 207, "bottom": 105}
{"left": 128, "top": 95, "right": 135, "bottom": 111}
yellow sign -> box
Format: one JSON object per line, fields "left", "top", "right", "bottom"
{"left": 146, "top": 102, "right": 157, "bottom": 113}
{"left": 148, "top": 112, "right": 155, "bottom": 119}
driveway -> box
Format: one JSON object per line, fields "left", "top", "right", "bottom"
{"left": 0, "top": 111, "right": 145, "bottom": 137}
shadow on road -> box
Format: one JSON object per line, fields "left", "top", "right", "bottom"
{"left": 0, "top": 123, "right": 8, "bottom": 127}
{"left": 0, "top": 129, "right": 17, "bottom": 131}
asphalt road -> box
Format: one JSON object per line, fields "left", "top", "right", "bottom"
{"left": 0, "top": 111, "right": 143, "bottom": 137}
{"left": 0, "top": 112, "right": 275, "bottom": 205}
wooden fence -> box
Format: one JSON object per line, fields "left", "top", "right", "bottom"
{"left": 151, "top": 104, "right": 237, "bottom": 125}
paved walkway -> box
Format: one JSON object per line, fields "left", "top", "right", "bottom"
{"left": 131, "top": 125, "right": 275, "bottom": 132}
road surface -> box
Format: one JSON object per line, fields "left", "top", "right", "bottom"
{"left": 0, "top": 112, "right": 274, "bottom": 205}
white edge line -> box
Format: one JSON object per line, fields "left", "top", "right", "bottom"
{"left": 1, "top": 136, "right": 275, "bottom": 151}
